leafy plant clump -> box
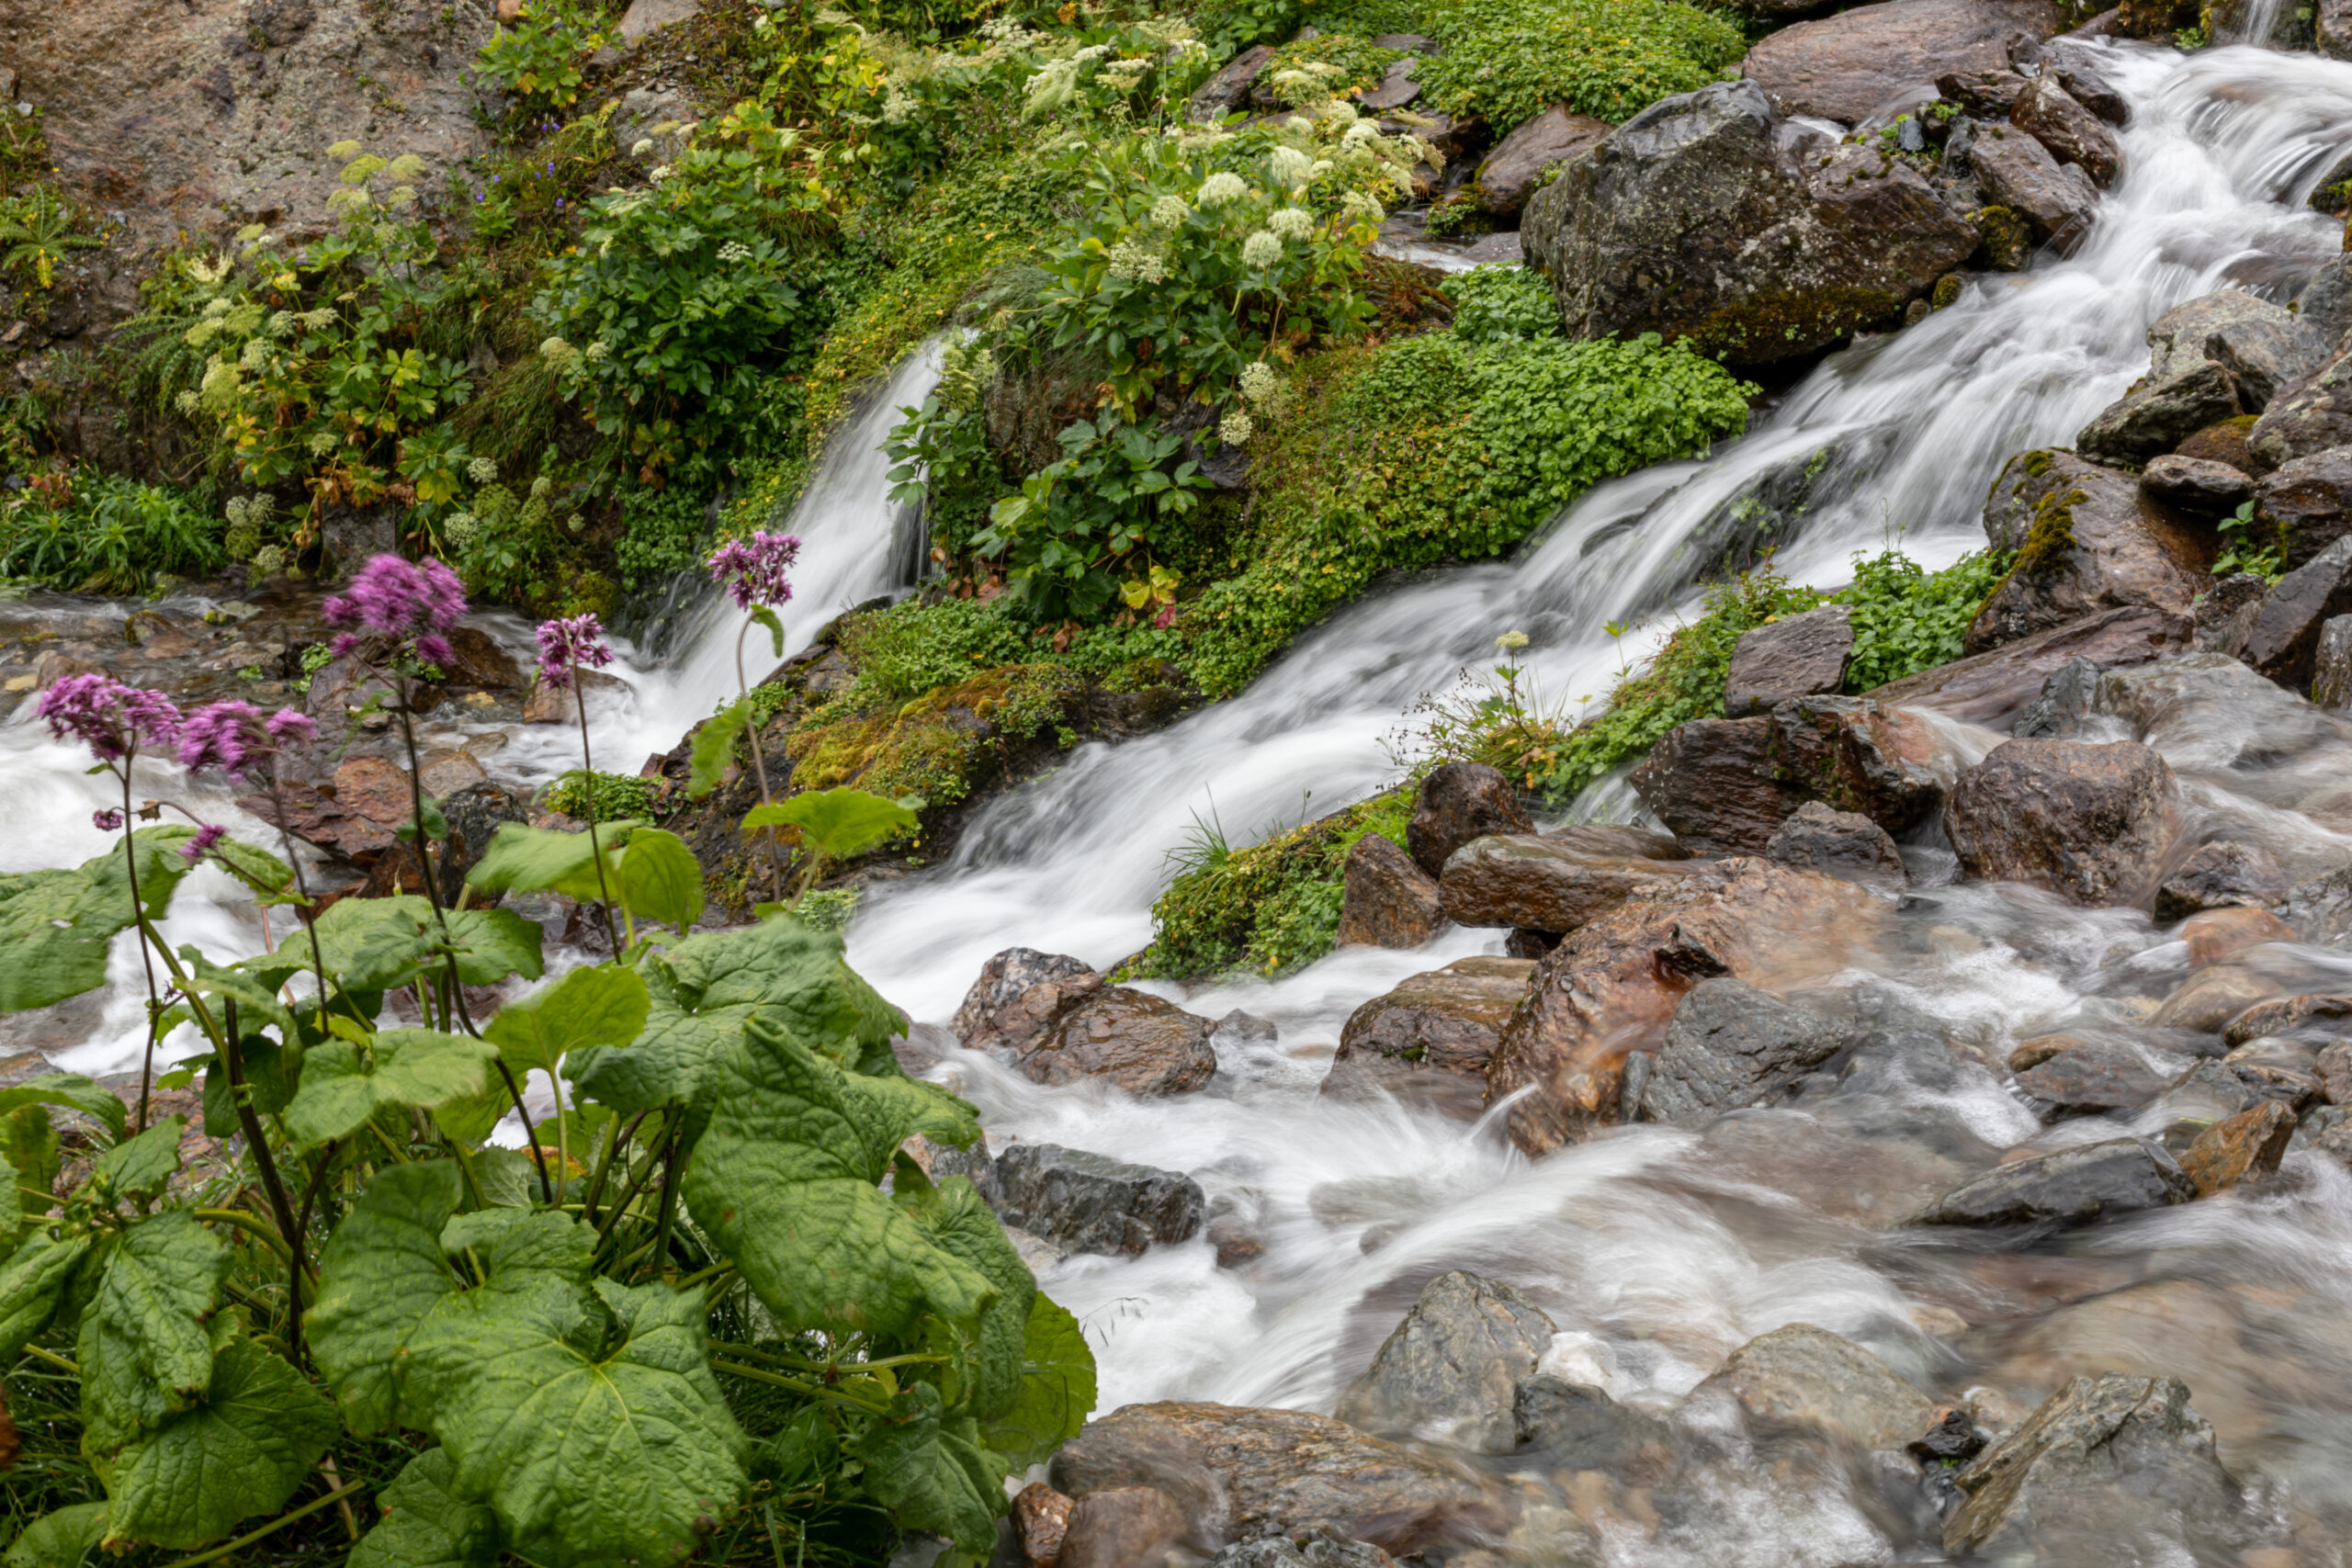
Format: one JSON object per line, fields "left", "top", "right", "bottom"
{"left": 1837, "top": 547, "right": 2010, "bottom": 690}
{"left": 540, "top": 767, "right": 662, "bottom": 821}
{"left": 0, "top": 469, "right": 220, "bottom": 592}
{"left": 1440, "top": 264, "right": 1561, "bottom": 345}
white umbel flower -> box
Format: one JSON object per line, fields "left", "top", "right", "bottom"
{"left": 1241, "top": 230, "right": 1282, "bottom": 268}
{"left": 1219, "top": 410, "right": 1253, "bottom": 446}
{"left": 1196, "top": 171, "right": 1248, "bottom": 207}
{"left": 1267, "top": 206, "right": 1315, "bottom": 240}
{"left": 1267, "top": 145, "right": 1314, "bottom": 187}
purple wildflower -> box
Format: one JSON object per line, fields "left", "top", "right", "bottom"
{"left": 535, "top": 613, "right": 614, "bottom": 691}
{"left": 92, "top": 808, "right": 123, "bottom": 831}
{"left": 265, "top": 708, "right": 317, "bottom": 747}
{"left": 322, "top": 554, "right": 469, "bottom": 648}
{"left": 36, "top": 673, "right": 184, "bottom": 764}
{"left": 707, "top": 531, "right": 801, "bottom": 612}
{"left": 179, "top": 699, "right": 263, "bottom": 779}
{"left": 180, "top": 823, "right": 227, "bottom": 864}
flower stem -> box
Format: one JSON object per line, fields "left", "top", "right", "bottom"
{"left": 733, "top": 619, "right": 785, "bottom": 897}
{"left": 119, "top": 771, "right": 162, "bottom": 1135}
{"left": 571, "top": 676, "right": 625, "bottom": 956}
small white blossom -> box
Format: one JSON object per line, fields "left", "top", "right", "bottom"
{"left": 649, "top": 164, "right": 673, "bottom": 184}
{"left": 1150, "top": 193, "right": 1192, "bottom": 227}
{"left": 717, "top": 240, "right": 753, "bottom": 264}
{"left": 443, "top": 512, "right": 481, "bottom": 547}
{"left": 1241, "top": 230, "right": 1282, "bottom": 268}
{"left": 1238, "top": 361, "right": 1281, "bottom": 405}
{"left": 467, "top": 457, "right": 499, "bottom": 484}
{"left": 1219, "top": 410, "right": 1254, "bottom": 446}
{"left": 300, "top": 307, "right": 338, "bottom": 330}
{"left": 1196, "top": 171, "right": 1248, "bottom": 207}
{"left": 174, "top": 388, "right": 200, "bottom": 414}
{"left": 1267, "top": 207, "right": 1315, "bottom": 240}
{"left": 1341, "top": 190, "right": 1385, "bottom": 223}
{"left": 584, "top": 340, "right": 611, "bottom": 363}
{"left": 539, "top": 336, "right": 578, "bottom": 365}
{"left": 239, "top": 337, "right": 271, "bottom": 371}
{"left": 1268, "top": 145, "right": 1315, "bottom": 187}
{"left": 532, "top": 476, "right": 555, "bottom": 499}
{"left": 308, "top": 431, "right": 338, "bottom": 457}
{"left": 1107, "top": 236, "right": 1167, "bottom": 283}
{"left": 631, "top": 138, "right": 656, "bottom": 155}
{"left": 265, "top": 310, "right": 296, "bottom": 339}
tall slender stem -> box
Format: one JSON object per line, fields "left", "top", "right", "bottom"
{"left": 571, "top": 676, "right": 624, "bottom": 955}
{"left": 733, "top": 619, "right": 786, "bottom": 897}
{"left": 119, "top": 769, "right": 163, "bottom": 1134}
{"left": 218, "top": 998, "right": 310, "bottom": 1359}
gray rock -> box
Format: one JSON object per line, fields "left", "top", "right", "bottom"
{"left": 1724, "top": 604, "right": 1854, "bottom": 718}
{"left": 1865, "top": 605, "right": 2193, "bottom": 727}
{"left": 1971, "top": 124, "right": 2098, "bottom": 248}
{"left": 1968, "top": 450, "right": 2211, "bottom": 649}
{"left": 2010, "top": 74, "right": 2119, "bottom": 186}
{"left": 1690, "top": 1323, "right": 1935, "bottom": 1451}
{"left": 2312, "top": 613, "right": 2352, "bottom": 710}
{"left": 1438, "top": 829, "right": 1698, "bottom": 934}
{"left": 2140, "top": 454, "right": 2254, "bottom": 513}
{"left": 2245, "top": 535, "right": 2352, "bottom": 688}
{"left": 952, "top": 947, "right": 1102, "bottom": 1057}
{"left": 1207, "top": 1530, "right": 1397, "bottom": 1568}
{"left": 2286, "top": 861, "right": 2352, "bottom": 944}
{"left": 992, "top": 1144, "right": 1204, "bottom": 1257}
{"left": 1058, "top": 1486, "right": 1186, "bottom": 1568}
{"left": 2254, "top": 446, "right": 2352, "bottom": 572}
{"left": 1474, "top": 107, "right": 1609, "bottom": 215}
{"left": 1190, "top": 45, "right": 1274, "bottom": 122}
{"left": 1523, "top": 79, "right": 1974, "bottom": 369}
{"left": 1335, "top": 1271, "right": 1556, "bottom": 1453}
{"left": 2045, "top": 45, "right": 2128, "bottom": 124}
{"left": 1356, "top": 57, "right": 1421, "bottom": 112}
{"left": 1511, "top": 1375, "right": 1678, "bottom": 1472}
{"left": 1936, "top": 68, "right": 2028, "bottom": 117}
{"left": 1640, "top": 977, "right": 1843, "bottom": 1124}
{"left": 2196, "top": 571, "right": 2270, "bottom": 659}
{"left": 2011, "top": 654, "right": 2101, "bottom": 738}
{"left": 1944, "top": 1374, "right": 2274, "bottom": 1562}
{"left": 2154, "top": 840, "right": 2289, "bottom": 922}
{"left": 437, "top": 782, "right": 531, "bottom": 903}
{"left": 2299, "top": 254, "right": 2352, "bottom": 347}
{"left": 616, "top": 0, "right": 698, "bottom": 41}
{"left": 2325, "top": 0, "right": 2352, "bottom": 59}
{"left": 1914, "top": 1137, "right": 2195, "bottom": 1225}
{"left": 2249, "top": 346, "right": 2352, "bottom": 468}
{"left": 1740, "top": 0, "right": 2064, "bottom": 125}
{"left": 1335, "top": 833, "right": 1442, "bottom": 951}
{"left": 2077, "top": 360, "right": 2243, "bottom": 466}
{"left": 1762, "top": 800, "right": 1905, "bottom": 886}
{"left": 1406, "top": 762, "right": 1532, "bottom": 881}
{"left": 2015, "top": 1038, "right": 2190, "bottom": 1115}
{"left": 1322, "top": 956, "right": 1532, "bottom": 1121}
{"left": 1025, "top": 988, "right": 1218, "bottom": 1097}
{"left": 1942, "top": 739, "right": 2178, "bottom": 906}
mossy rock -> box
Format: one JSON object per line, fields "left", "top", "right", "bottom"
{"left": 1967, "top": 206, "right": 2033, "bottom": 274}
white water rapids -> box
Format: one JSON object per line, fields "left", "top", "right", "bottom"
{"left": 13, "top": 38, "right": 2352, "bottom": 1564}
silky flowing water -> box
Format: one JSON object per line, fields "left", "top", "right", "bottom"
{"left": 11, "top": 38, "right": 2352, "bottom": 1565}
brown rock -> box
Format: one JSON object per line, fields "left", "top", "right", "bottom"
{"left": 435, "top": 626, "right": 525, "bottom": 691}
{"left": 2153, "top": 841, "right": 2288, "bottom": 922}
{"left": 2178, "top": 1100, "right": 2295, "bottom": 1195}
{"left": 417, "top": 749, "right": 488, "bottom": 801}
{"left": 1487, "top": 859, "right": 1883, "bottom": 1155}
{"left": 1057, "top": 1487, "right": 1186, "bottom": 1568}
{"left": 1724, "top": 604, "right": 1853, "bottom": 717}
{"left": 2222, "top": 992, "right": 2352, "bottom": 1047}
{"left": 1438, "top": 830, "right": 1698, "bottom": 933}
{"left": 1626, "top": 716, "right": 1805, "bottom": 854}
{"left": 2317, "top": 1041, "right": 2352, "bottom": 1102}
{"left": 523, "top": 668, "right": 623, "bottom": 724}
{"left": 1187, "top": 44, "right": 1272, "bottom": 122}
{"left": 1761, "top": 799, "right": 1905, "bottom": 886}
{"left": 2148, "top": 964, "right": 2283, "bottom": 1032}
{"left": 2181, "top": 907, "right": 2296, "bottom": 968}
{"left": 1336, "top": 833, "right": 1442, "bottom": 950}
{"left": 1770, "top": 696, "right": 1946, "bottom": 832}
{"left": 1941, "top": 739, "right": 2178, "bottom": 907}
{"left": 2312, "top": 613, "right": 2352, "bottom": 709}
{"left": 1966, "top": 451, "right": 2212, "bottom": 654}
{"left": 2015, "top": 1038, "right": 2183, "bottom": 1115}
{"left": 1693, "top": 1323, "right": 1935, "bottom": 1452}
{"left": 1970, "top": 125, "right": 2099, "bottom": 248}
{"left": 2140, "top": 455, "right": 2254, "bottom": 513}
{"left": 1741, "top": 0, "right": 2061, "bottom": 125}
{"left": 1405, "top": 763, "right": 1532, "bottom": 881}
{"left": 2245, "top": 536, "right": 2352, "bottom": 687}
{"left": 1860, "top": 605, "right": 2192, "bottom": 726}
{"left": 334, "top": 755, "right": 417, "bottom": 829}
{"left": 1024, "top": 989, "right": 1217, "bottom": 1097}
{"left": 2045, "top": 44, "right": 2129, "bottom": 124}
{"left": 1473, "top": 105, "right": 1610, "bottom": 216}
{"left": 1012, "top": 1483, "right": 1074, "bottom": 1568}
{"left": 954, "top": 948, "right": 1102, "bottom": 1056}
{"left": 1937, "top": 68, "right": 2029, "bottom": 117}
{"left": 1321, "top": 957, "right": 1533, "bottom": 1119}
{"left": 237, "top": 780, "right": 397, "bottom": 864}
{"left": 2249, "top": 348, "right": 2352, "bottom": 470}
{"left": 2255, "top": 448, "right": 2352, "bottom": 574}
{"left": 2010, "top": 76, "right": 2120, "bottom": 185}
{"left": 1049, "top": 1403, "right": 1499, "bottom": 1555}
{"left": 2176, "top": 415, "right": 2266, "bottom": 473}
{"left": 1630, "top": 697, "right": 1941, "bottom": 855}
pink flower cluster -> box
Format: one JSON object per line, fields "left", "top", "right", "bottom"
{"left": 535, "top": 613, "right": 614, "bottom": 691}
{"left": 707, "top": 531, "right": 800, "bottom": 612}
{"left": 181, "top": 823, "right": 227, "bottom": 864}
{"left": 322, "top": 554, "right": 469, "bottom": 666}
{"left": 178, "top": 699, "right": 317, "bottom": 782}
{"left": 36, "top": 673, "right": 185, "bottom": 763}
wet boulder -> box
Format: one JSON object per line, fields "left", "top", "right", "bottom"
{"left": 1632, "top": 697, "right": 1943, "bottom": 854}
{"left": 1024, "top": 988, "right": 1218, "bottom": 1096}
{"left": 1723, "top": 604, "right": 1853, "bottom": 717}
{"left": 1405, "top": 762, "right": 1532, "bottom": 881}
{"left": 2045, "top": 43, "right": 2129, "bottom": 124}
{"left": 1487, "top": 859, "right": 1883, "bottom": 1154}
{"left": 1740, "top": 0, "right": 2062, "bottom": 125}
{"left": 1967, "top": 451, "right": 2211, "bottom": 650}
{"left": 1512, "top": 1374, "right": 1679, "bottom": 1473}
{"left": 1011, "top": 1482, "right": 1072, "bottom": 1567}
{"left": 1190, "top": 44, "right": 1273, "bottom": 122}
{"left": 1762, "top": 799, "right": 1905, "bottom": 886}
{"left": 1638, "top": 977, "right": 1844, "bottom": 1124}
{"left": 1625, "top": 716, "right": 1806, "bottom": 854}
{"left": 1942, "top": 739, "right": 2178, "bottom": 906}
{"left": 1437, "top": 828, "right": 1698, "bottom": 934}
{"left": 1322, "top": 956, "right": 1533, "bottom": 1120}
{"left": 1691, "top": 1324, "right": 1935, "bottom": 1452}
{"left": 2011, "top": 75, "right": 2119, "bottom": 185}
{"left": 2223, "top": 991, "right": 2352, "bottom": 1048}
{"left": 1051, "top": 1403, "right": 1500, "bottom": 1555}
{"left": 2249, "top": 347, "right": 2352, "bottom": 468}
{"left": 1970, "top": 124, "right": 2098, "bottom": 248}
{"left": 992, "top": 1143, "right": 1204, "bottom": 1257}
{"left": 1335, "top": 833, "right": 1442, "bottom": 951}
{"left": 2312, "top": 613, "right": 2352, "bottom": 709}
{"left": 2245, "top": 536, "right": 2352, "bottom": 687}
{"left": 1207, "top": 1531, "right": 1398, "bottom": 1568}
{"left": 2153, "top": 840, "right": 2289, "bottom": 922}
{"left": 2139, "top": 454, "right": 2254, "bottom": 513}
{"left": 1937, "top": 67, "right": 2028, "bottom": 117}
{"left": 1335, "top": 1271, "right": 1556, "bottom": 1454}
{"left": 1521, "top": 80, "right": 1974, "bottom": 369}
{"left": 2147, "top": 962, "right": 2283, "bottom": 1033}
{"left": 2257, "top": 445, "right": 2352, "bottom": 572}
{"left": 1943, "top": 1374, "right": 2273, "bottom": 1562}
{"left": 2182, "top": 906, "right": 2297, "bottom": 968}
{"left": 2178, "top": 1100, "right": 2295, "bottom": 1196}
{"left": 1914, "top": 1137, "right": 2195, "bottom": 1226}
{"left": 1862, "top": 604, "right": 2193, "bottom": 726}
{"left": 1472, "top": 105, "right": 1611, "bottom": 216}
{"left": 1059, "top": 1487, "right": 1188, "bottom": 1568}
{"left": 2015, "top": 1037, "right": 2190, "bottom": 1116}
{"left": 953, "top": 947, "right": 1102, "bottom": 1058}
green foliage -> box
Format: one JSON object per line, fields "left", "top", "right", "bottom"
{"left": 741, "top": 789, "right": 922, "bottom": 863}
{"left": 1397, "top": 632, "right": 1578, "bottom": 790}
{"left": 0, "top": 828, "right": 206, "bottom": 1012}
{"left": 1439, "top": 264, "right": 1559, "bottom": 345}
{"left": 540, "top": 768, "right": 661, "bottom": 822}
{"left": 977, "top": 415, "right": 1213, "bottom": 625}
{"left": 1191, "top": 0, "right": 1304, "bottom": 55}
{"left": 474, "top": 0, "right": 612, "bottom": 122}
{"left": 0, "top": 186, "right": 100, "bottom": 290}
{"left": 615, "top": 459, "right": 718, "bottom": 592}
{"left": 1261, "top": 34, "right": 1409, "bottom": 103}
{"left": 1833, "top": 547, "right": 2010, "bottom": 690}
{"left": 0, "top": 471, "right": 220, "bottom": 593}
{"left": 2212, "top": 499, "right": 2285, "bottom": 581}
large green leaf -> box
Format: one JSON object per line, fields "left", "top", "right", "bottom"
{"left": 348, "top": 1449, "right": 501, "bottom": 1568}
{"left": 978, "top": 1294, "right": 1097, "bottom": 1470}
{"left": 80, "top": 1115, "right": 186, "bottom": 1209}
{"left": 0, "top": 828, "right": 197, "bottom": 1013}
{"left": 893, "top": 1163, "right": 1034, "bottom": 1421}
{"left": 198, "top": 1036, "right": 300, "bottom": 1140}
{"left": 103, "top": 1337, "right": 340, "bottom": 1551}
{"left": 0, "top": 1076, "right": 126, "bottom": 1142}
{"left": 741, "top": 788, "right": 918, "bottom": 863}
{"left": 0, "top": 1103, "right": 61, "bottom": 1241}
{"left": 310, "top": 1162, "right": 463, "bottom": 1434}
{"left": 174, "top": 946, "right": 298, "bottom": 1042}
{"left": 76, "top": 1208, "right": 230, "bottom": 1456}
{"left": 680, "top": 1018, "right": 993, "bottom": 1339}
{"left": 482, "top": 965, "right": 650, "bottom": 1085}
{"left": 283, "top": 1030, "right": 502, "bottom": 1148}
{"left": 437, "top": 1208, "right": 593, "bottom": 1282}
{"left": 401, "top": 1273, "right": 748, "bottom": 1568}
{"left": 313, "top": 897, "right": 545, "bottom": 993}
{"left": 614, "top": 829, "right": 704, "bottom": 932}
{"left": 3, "top": 1503, "right": 108, "bottom": 1568}
{"left": 686, "top": 700, "right": 752, "bottom": 803}
{"left": 858, "top": 1382, "right": 1002, "bottom": 1554}
{"left": 201, "top": 834, "right": 297, "bottom": 904}
{"left": 0, "top": 1231, "right": 91, "bottom": 1364}
{"left": 463, "top": 821, "right": 645, "bottom": 903}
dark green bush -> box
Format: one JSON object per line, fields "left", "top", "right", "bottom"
{"left": 1440, "top": 265, "right": 1560, "bottom": 344}
{"left": 1836, "top": 547, "right": 2011, "bottom": 690}
{"left": 0, "top": 472, "right": 219, "bottom": 593}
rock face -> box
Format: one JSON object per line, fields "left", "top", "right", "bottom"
{"left": 1723, "top": 605, "right": 1853, "bottom": 717}
{"left": 1335, "top": 1271, "right": 1556, "bottom": 1454}
{"left": 1513, "top": 1375, "right": 1676, "bottom": 1472}
{"left": 1740, "top": 0, "right": 2061, "bottom": 125}
{"left": 1335, "top": 834, "right": 1442, "bottom": 950}
{"left": 1437, "top": 829, "right": 1697, "bottom": 934}
{"left": 1057, "top": 1488, "right": 1189, "bottom": 1568}
{"left": 2153, "top": 841, "right": 2289, "bottom": 922}
{"left": 2249, "top": 347, "right": 2352, "bottom": 469}
{"left": 1321, "top": 957, "right": 1533, "bottom": 1120}
{"left": 1473, "top": 106, "right": 1611, "bottom": 216}
{"left": 992, "top": 1144, "right": 1205, "bottom": 1257}
{"left": 1190, "top": 44, "right": 1273, "bottom": 121}
{"left": 1970, "top": 125, "right": 2099, "bottom": 247}
{"left": 2014, "top": 1038, "right": 2185, "bottom": 1116}
{"left": 2140, "top": 454, "right": 2255, "bottom": 513}
{"left": 1968, "top": 452, "right": 2212, "bottom": 651}
{"left": 1760, "top": 805, "right": 1905, "bottom": 898}
{"left": 2245, "top": 536, "right": 2352, "bottom": 686}
{"left": 1942, "top": 739, "right": 2177, "bottom": 906}
{"left": 1863, "top": 604, "right": 2193, "bottom": 725}
{"left": 1051, "top": 1403, "right": 1498, "bottom": 1555}
{"left": 1915, "top": 1138, "right": 2195, "bottom": 1225}
{"left": 1692, "top": 1324, "right": 1935, "bottom": 1451}
{"left": 1631, "top": 696, "right": 1942, "bottom": 854}
{"left": 2078, "top": 292, "right": 2323, "bottom": 459}
{"left": 1522, "top": 80, "right": 1975, "bottom": 368}
{"left": 1025, "top": 989, "right": 1218, "bottom": 1096}
{"left": 1405, "top": 763, "right": 1532, "bottom": 882}
{"left": 1944, "top": 1375, "right": 2271, "bottom": 1561}
{"left": 2314, "top": 614, "right": 2352, "bottom": 709}
{"left": 2011, "top": 75, "right": 2120, "bottom": 185}
{"left": 1487, "top": 859, "right": 1883, "bottom": 1155}
{"left": 1638, "top": 977, "right": 1843, "bottom": 1124}
{"left": 954, "top": 947, "right": 1102, "bottom": 1055}
{"left": 2179, "top": 1100, "right": 2295, "bottom": 1195}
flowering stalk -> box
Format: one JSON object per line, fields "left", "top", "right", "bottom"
{"left": 707, "top": 533, "right": 799, "bottom": 894}
{"left": 537, "top": 613, "right": 624, "bottom": 964}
